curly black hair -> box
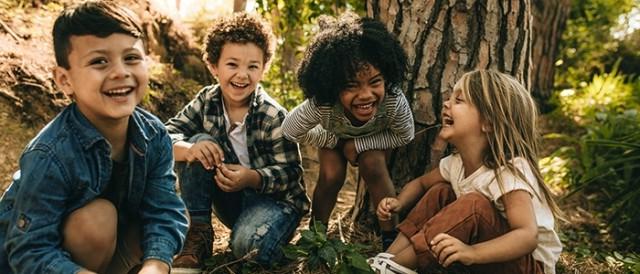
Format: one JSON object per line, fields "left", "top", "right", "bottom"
{"left": 203, "top": 12, "right": 275, "bottom": 66}
{"left": 297, "top": 12, "right": 408, "bottom": 105}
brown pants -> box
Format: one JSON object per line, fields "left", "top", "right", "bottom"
{"left": 397, "top": 183, "right": 543, "bottom": 274}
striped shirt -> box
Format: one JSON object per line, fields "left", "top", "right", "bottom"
{"left": 282, "top": 90, "right": 415, "bottom": 153}
{"left": 165, "top": 85, "right": 310, "bottom": 214}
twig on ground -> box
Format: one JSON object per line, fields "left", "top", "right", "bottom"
{"left": 0, "top": 18, "right": 21, "bottom": 42}
{"left": 337, "top": 213, "right": 345, "bottom": 243}
{"left": 208, "top": 249, "right": 258, "bottom": 274}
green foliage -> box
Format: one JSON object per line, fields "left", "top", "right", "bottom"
{"left": 282, "top": 221, "right": 374, "bottom": 273}
{"left": 555, "top": 64, "right": 637, "bottom": 125}
{"left": 611, "top": 252, "right": 640, "bottom": 273}
{"left": 546, "top": 69, "right": 640, "bottom": 249}
{"left": 556, "top": 0, "right": 636, "bottom": 88}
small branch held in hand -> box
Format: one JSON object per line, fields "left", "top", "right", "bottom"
{"left": 208, "top": 249, "right": 258, "bottom": 273}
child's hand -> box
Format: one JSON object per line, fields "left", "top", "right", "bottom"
{"left": 215, "top": 164, "right": 260, "bottom": 192}
{"left": 430, "top": 233, "right": 477, "bottom": 267}
{"left": 342, "top": 139, "right": 358, "bottom": 165}
{"left": 376, "top": 197, "right": 401, "bottom": 221}
{"left": 186, "top": 141, "right": 224, "bottom": 170}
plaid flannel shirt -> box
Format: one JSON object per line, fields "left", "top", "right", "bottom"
{"left": 165, "top": 85, "right": 310, "bottom": 214}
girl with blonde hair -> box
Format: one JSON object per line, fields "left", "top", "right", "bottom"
{"left": 370, "top": 70, "right": 562, "bottom": 274}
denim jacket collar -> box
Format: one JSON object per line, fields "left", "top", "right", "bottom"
{"left": 67, "top": 103, "right": 157, "bottom": 155}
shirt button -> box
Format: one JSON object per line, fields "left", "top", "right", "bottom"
{"left": 17, "top": 218, "right": 25, "bottom": 228}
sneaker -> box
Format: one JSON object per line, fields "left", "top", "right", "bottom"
{"left": 172, "top": 222, "right": 213, "bottom": 274}
{"left": 368, "top": 253, "right": 417, "bottom": 274}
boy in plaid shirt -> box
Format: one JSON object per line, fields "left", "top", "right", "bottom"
{"left": 165, "top": 12, "right": 309, "bottom": 272}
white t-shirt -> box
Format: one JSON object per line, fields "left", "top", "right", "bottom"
{"left": 222, "top": 101, "right": 250, "bottom": 167}
{"left": 439, "top": 154, "right": 562, "bottom": 274}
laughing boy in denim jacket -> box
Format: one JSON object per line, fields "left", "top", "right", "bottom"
{"left": 0, "top": 1, "right": 188, "bottom": 273}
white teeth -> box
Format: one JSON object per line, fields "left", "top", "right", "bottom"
{"left": 355, "top": 103, "right": 374, "bottom": 109}
{"left": 104, "top": 88, "right": 132, "bottom": 95}
{"left": 442, "top": 116, "right": 454, "bottom": 126}
{"left": 231, "top": 82, "right": 249, "bottom": 88}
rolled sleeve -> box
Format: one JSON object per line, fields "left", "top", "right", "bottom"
{"left": 139, "top": 132, "right": 189, "bottom": 265}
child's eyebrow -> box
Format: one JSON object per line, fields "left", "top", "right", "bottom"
{"left": 369, "top": 73, "right": 383, "bottom": 80}
{"left": 80, "top": 49, "right": 109, "bottom": 59}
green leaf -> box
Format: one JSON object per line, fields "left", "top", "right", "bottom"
{"left": 308, "top": 254, "right": 323, "bottom": 270}
{"left": 282, "top": 245, "right": 306, "bottom": 260}
{"left": 335, "top": 263, "right": 352, "bottom": 274}
{"left": 318, "top": 245, "right": 338, "bottom": 267}
{"left": 347, "top": 252, "right": 373, "bottom": 272}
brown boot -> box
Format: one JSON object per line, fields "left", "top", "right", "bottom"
{"left": 172, "top": 222, "right": 213, "bottom": 273}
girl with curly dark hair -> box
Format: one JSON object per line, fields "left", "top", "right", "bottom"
{"left": 282, "top": 12, "right": 414, "bottom": 250}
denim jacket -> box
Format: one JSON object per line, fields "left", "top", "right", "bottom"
{"left": 0, "top": 103, "right": 189, "bottom": 273}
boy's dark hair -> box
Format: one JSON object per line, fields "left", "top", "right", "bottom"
{"left": 204, "top": 12, "right": 275, "bottom": 66}
{"left": 297, "top": 12, "right": 408, "bottom": 105}
{"left": 53, "top": 0, "right": 144, "bottom": 69}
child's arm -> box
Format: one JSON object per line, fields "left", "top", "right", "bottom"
{"left": 165, "top": 87, "right": 209, "bottom": 148}
{"left": 354, "top": 92, "right": 414, "bottom": 153}
{"left": 377, "top": 167, "right": 447, "bottom": 220}
{"left": 431, "top": 190, "right": 538, "bottom": 266}
{"left": 139, "top": 131, "right": 189, "bottom": 269}
{"left": 4, "top": 151, "right": 83, "bottom": 273}
{"left": 254, "top": 112, "right": 305, "bottom": 196}
{"left": 173, "top": 140, "right": 225, "bottom": 169}
{"left": 282, "top": 99, "right": 340, "bottom": 149}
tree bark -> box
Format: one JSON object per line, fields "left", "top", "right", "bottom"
{"left": 530, "top": 0, "right": 571, "bottom": 112}
{"left": 353, "top": 0, "right": 532, "bottom": 225}
{"left": 234, "top": 0, "right": 248, "bottom": 12}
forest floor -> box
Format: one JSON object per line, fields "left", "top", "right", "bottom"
{"left": 0, "top": 2, "right": 631, "bottom": 274}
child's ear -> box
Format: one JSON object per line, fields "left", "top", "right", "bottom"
{"left": 481, "top": 121, "right": 493, "bottom": 133}
{"left": 53, "top": 66, "right": 74, "bottom": 97}
{"left": 206, "top": 62, "right": 218, "bottom": 78}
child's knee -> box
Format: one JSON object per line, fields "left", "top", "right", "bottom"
{"left": 229, "top": 226, "right": 284, "bottom": 265}
{"left": 63, "top": 199, "right": 117, "bottom": 250}
{"left": 358, "top": 151, "right": 388, "bottom": 178}
{"left": 457, "top": 192, "right": 492, "bottom": 209}
{"left": 318, "top": 165, "right": 346, "bottom": 188}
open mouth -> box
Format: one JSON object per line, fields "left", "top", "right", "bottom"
{"left": 103, "top": 87, "right": 134, "bottom": 97}
{"left": 442, "top": 115, "right": 454, "bottom": 126}
{"left": 352, "top": 102, "right": 376, "bottom": 116}
{"left": 355, "top": 102, "right": 374, "bottom": 109}
{"left": 231, "top": 81, "right": 250, "bottom": 89}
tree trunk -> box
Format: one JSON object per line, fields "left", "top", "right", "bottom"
{"left": 530, "top": 0, "right": 571, "bottom": 112}
{"left": 352, "top": 0, "right": 532, "bottom": 225}
{"left": 234, "top": 0, "right": 248, "bottom": 12}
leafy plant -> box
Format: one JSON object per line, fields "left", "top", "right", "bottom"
{"left": 611, "top": 252, "right": 640, "bottom": 273}
{"left": 282, "top": 221, "right": 374, "bottom": 274}
{"left": 547, "top": 68, "right": 640, "bottom": 249}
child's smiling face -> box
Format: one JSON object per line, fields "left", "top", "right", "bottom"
{"left": 54, "top": 33, "right": 148, "bottom": 126}
{"left": 440, "top": 84, "right": 484, "bottom": 145}
{"left": 339, "top": 64, "right": 385, "bottom": 125}
{"left": 209, "top": 42, "right": 265, "bottom": 107}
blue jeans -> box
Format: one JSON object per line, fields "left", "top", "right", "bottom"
{"left": 176, "top": 134, "right": 302, "bottom": 265}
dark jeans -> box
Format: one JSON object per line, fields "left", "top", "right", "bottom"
{"left": 176, "top": 134, "right": 302, "bottom": 265}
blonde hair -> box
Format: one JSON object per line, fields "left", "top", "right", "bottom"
{"left": 455, "top": 69, "right": 562, "bottom": 219}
